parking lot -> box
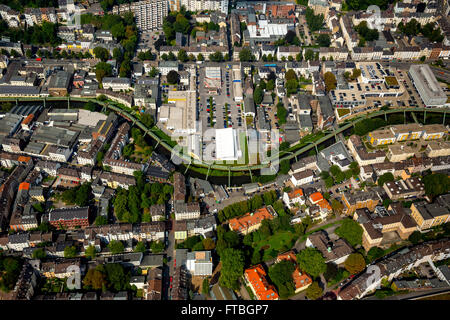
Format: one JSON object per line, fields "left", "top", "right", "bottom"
{"left": 392, "top": 69, "right": 424, "bottom": 108}
{"left": 197, "top": 64, "right": 246, "bottom": 148}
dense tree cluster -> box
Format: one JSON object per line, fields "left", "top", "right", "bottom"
{"left": 275, "top": 30, "right": 301, "bottom": 46}
{"left": 0, "top": 20, "right": 60, "bottom": 46}
{"left": 345, "top": 0, "right": 392, "bottom": 11}
{"left": 335, "top": 219, "right": 363, "bottom": 247}
{"left": 209, "top": 51, "right": 225, "bottom": 62}
{"left": 353, "top": 118, "right": 387, "bottom": 136}
{"left": 277, "top": 102, "right": 288, "bottom": 125}
{"left": 0, "top": 255, "right": 22, "bottom": 293}
{"left": 64, "top": 246, "right": 78, "bottom": 258}
{"left": 285, "top": 69, "right": 300, "bottom": 96}
{"left": 95, "top": 61, "right": 113, "bottom": 84}
{"left": 239, "top": 47, "right": 255, "bottom": 62}
{"left": 324, "top": 72, "right": 337, "bottom": 91}
{"left": 163, "top": 9, "right": 192, "bottom": 44}
{"left": 423, "top": 173, "right": 450, "bottom": 198}
{"left": 268, "top": 260, "right": 296, "bottom": 298}
{"left": 137, "top": 50, "right": 156, "bottom": 61}
{"left": 398, "top": 20, "right": 444, "bottom": 43}
{"left": 219, "top": 248, "right": 245, "bottom": 290}
{"left": 305, "top": 7, "right": 324, "bottom": 32}
{"left": 60, "top": 183, "right": 92, "bottom": 207}
{"left": 305, "top": 281, "right": 323, "bottom": 300}
{"left": 0, "top": 0, "right": 58, "bottom": 11}
{"left": 377, "top": 172, "right": 395, "bottom": 187}
{"left": 167, "top": 70, "right": 180, "bottom": 85}
{"left": 343, "top": 68, "right": 362, "bottom": 82}
{"left": 355, "top": 21, "right": 379, "bottom": 46}
{"left": 344, "top": 253, "right": 366, "bottom": 274}
{"left": 296, "top": 248, "right": 327, "bottom": 278}
{"left": 83, "top": 263, "right": 131, "bottom": 292}
{"left": 113, "top": 173, "right": 173, "bottom": 223}
{"left": 317, "top": 34, "right": 331, "bottom": 47}
{"left": 320, "top": 162, "right": 359, "bottom": 187}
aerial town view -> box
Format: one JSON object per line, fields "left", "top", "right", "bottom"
{"left": 0, "top": 0, "right": 449, "bottom": 307}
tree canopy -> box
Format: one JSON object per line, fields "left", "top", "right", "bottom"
{"left": 335, "top": 219, "right": 363, "bottom": 248}
{"left": 423, "top": 173, "right": 450, "bottom": 198}
{"left": 167, "top": 70, "right": 180, "bottom": 85}
{"left": 64, "top": 246, "right": 77, "bottom": 258}
{"left": 324, "top": 72, "right": 337, "bottom": 91}
{"left": 268, "top": 260, "right": 296, "bottom": 299}
{"left": 305, "top": 7, "right": 324, "bottom": 32}
{"left": 239, "top": 47, "right": 254, "bottom": 62}
{"left": 95, "top": 62, "right": 113, "bottom": 84}
{"left": 108, "top": 240, "right": 124, "bottom": 255}
{"left": 344, "top": 253, "right": 366, "bottom": 275}
{"left": 377, "top": 172, "right": 395, "bottom": 187}
{"left": 296, "top": 247, "right": 327, "bottom": 278}
{"left": 355, "top": 21, "right": 379, "bottom": 45}
{"left": 305, "top": 281, "right": 323, "bottom": 300}
{"left": 317, "top": 34, "right": 331, "bottom": 47}
{"left": 219, "top": 248, "right": 245, "bottom": 290}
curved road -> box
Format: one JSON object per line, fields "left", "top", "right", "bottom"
{"left": 2, "top": 96, "right": 449, "bottom": 173}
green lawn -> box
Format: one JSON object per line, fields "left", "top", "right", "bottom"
{"left": 254, "top": 231, "right": 297, "bottom": 255}
{"left": 337, "top": 108, "right": 350, "bottom": 117}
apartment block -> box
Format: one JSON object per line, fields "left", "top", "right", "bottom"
{"left": 341, "top": 190, "right": 379, "bottom": 215}
{"left": 244, "top": 265, "right": 279, "bottom": 300}
{"left": 228, "top": 206, "right": 277, "bottom": 235}
{"left": 383, "top": 178, "right": 425, "bottom": 201}
{"left": 410, "top": 195, "right": 450, "bottom": 231}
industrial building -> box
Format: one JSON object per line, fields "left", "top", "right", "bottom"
{"left": 409, "top": 64, "right": 447, "bottom": 107}
{"left": 215, "top": 128, "right": 242, "bottom": 161}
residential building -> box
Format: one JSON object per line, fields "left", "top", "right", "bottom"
{"left": 149, "top": 204, "right": 165, "bottom": 222}
{"left": 347, "top": 135, "right": 385, "bottom": 166}
{"left": 357, "top": 203, "right": 418, "bottom": 251}
{"left": 383, "top": 178, "right": 425, "bottom": 200}
{"left": 283, "top": 188, "right": 305, "bottom": 209}
{"left": 306, "top": 230, "right": 353, "bottom": 265}
{"left": 186, "top": 251, "right": 213, "bottom": 276}
{"left": 276, "top": 251, "right": 312, "bottom": 293}
{"left": 290, "top": 170, "right": 314, "bottom": 187}
{"left": 48, "top": 207, "right": 90, "bottom": 229}
{"left": 341, "top": 190, "right": 379, "bottom": 215}
{"left": 410, "top": 195, "right": 450, "bottom": 231}
{"left": 338, "top": 239, "right": 450, "bottom": 300}
{"left": 228, "top": 206, "right": 277, "bottom": 235}
{"left": 186, "top": 215, "right": 216, "bottom": 238}
{"left": 244, "top": 265, "right": 279, "bottom": 300}
{"left": 102, "top": 77, "right": 131, "bottom": 92}
{"left": 174, "top": 203, "right": 200, "bottom": 221}
{"left": 174, "top": 220, "right": 187, "bottom": 241}
{"left": 426, "top": 141, "right": 450, "bottom": 158}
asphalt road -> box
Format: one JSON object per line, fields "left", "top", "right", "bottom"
{"left": 165, "top": 202, "right": 175, "bottom": 300}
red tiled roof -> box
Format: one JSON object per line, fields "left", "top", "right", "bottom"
{"left": 288, "top": 188, "right": 303, "bottom": 199}
{"left": 245, "top": 265, "right": 279, "bottom": 300}
{"left": 309, "top": 192, "right": 324, "bottom": 204}
{"left": 18, "top": 182, "right": 30, "bottom": 191}
{"left": 229, "top": 207, "right": 274, "bottom": 233}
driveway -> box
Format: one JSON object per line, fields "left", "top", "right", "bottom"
{"left": 239, "top": 283, "right": 252, "bottom": 300}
